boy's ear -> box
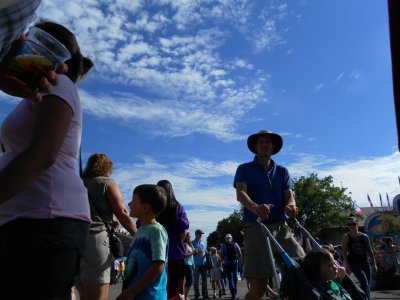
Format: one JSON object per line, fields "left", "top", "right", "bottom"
{"left": 142, "top": 202, "right": 151, "bottom": 213}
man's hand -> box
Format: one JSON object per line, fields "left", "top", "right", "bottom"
{"left": 284, "top": 204, "right": 298, "bottom": 218}
{"left": 252, "top": 203, "right": 274, "bottom": 220}
{"left": 0, "top": 34, "right": 68, "bottom": 102}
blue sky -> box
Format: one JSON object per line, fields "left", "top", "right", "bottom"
{"left": 1, "top": 0, "right": 399, "bottom": 239}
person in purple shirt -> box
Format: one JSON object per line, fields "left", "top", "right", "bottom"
{"left": 157, "top": 180, "right": 190, "bottom": 300}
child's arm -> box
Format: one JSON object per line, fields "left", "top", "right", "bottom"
{"left": 116, "top": 260, "right": 165, "bottom": 300}
{"left": 336, "top": 265, "right": 346, "bottom": 281}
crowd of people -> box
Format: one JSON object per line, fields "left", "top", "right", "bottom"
{"left": 0, "top": 2, "right": 396, "bottom": 300}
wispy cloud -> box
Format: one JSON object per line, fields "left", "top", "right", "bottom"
{"left": 314, "top": 83, "right": 325, "bottom": 91}
{"left": 335, "top": 72, "right": 345, "bottom": 82}
{"left": 288, "top": 151, "right": 400, "bottom": 207}
{"left": 104, "top": 151, "right": 400, "bottom": 239}
{"left": 349, "top": 70, "right": 362, "bottom": 80}
{"left": 35, "top": 0, "right": 291, "bottom": 141}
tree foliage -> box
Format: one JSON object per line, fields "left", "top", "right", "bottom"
{"left": 207, "top": 210, "right": 244, "bottom": 247}
{"left": 294, "top": 173, "right": 353, "bottom": 236}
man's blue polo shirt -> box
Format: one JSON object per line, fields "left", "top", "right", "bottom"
{"left": 233, "top": 156, "right": 293, "bottom": 222}
{"left": 191, "top": 238, "right": 206, "bottom": 266}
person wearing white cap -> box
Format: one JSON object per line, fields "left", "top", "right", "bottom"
{"left": 233, "top": 130, "right": 305, "bottom": 300}
{"left": 220, "top": 234, "right": 241, "bottom": 300}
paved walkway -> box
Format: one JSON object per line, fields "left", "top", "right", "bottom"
{"left": 99, "top": 277, "right": 400, "bottom": 300}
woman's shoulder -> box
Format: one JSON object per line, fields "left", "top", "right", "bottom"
{"left": 43, "top": 75, "right": 79, "bottom": 107}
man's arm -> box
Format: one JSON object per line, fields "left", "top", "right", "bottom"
{"left": 116, "top": 260, "right": 164, "bottom": 300}
{"left": 283, "top": 189, "right": 298, "bottom": 218}
{"left": 236, "top": 243, "right": 242, "bottom": 259}
{"left": 365, "top": 235, "right": 378, "bottom": 271}
{"left": 235, "top": 182, "right": 273, "bottom": 220}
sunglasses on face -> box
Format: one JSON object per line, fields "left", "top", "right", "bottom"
{"left": 347, "top": 222, "right": 357, "bottom": 227}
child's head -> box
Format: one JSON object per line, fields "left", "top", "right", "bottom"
{"left": 129, "top": 184, "right": 167, "bottom": 218}
{"left": 210, "top": 247, "right": 217, "bottom": 255}
{"left": 302, "top": 249, "right": 337, "bottom": 282}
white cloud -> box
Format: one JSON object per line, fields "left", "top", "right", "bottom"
{"left": 33, "top": 1, "right": 289, "bottom": 141}
{"left": 349, "top": 70, "right": 362, "bottom": 80}
{"left": 79, "top": 74, "right": 265, "bottom": 141}
{"left": 288, "top": 151, "right": 400, "bottom": 208}
{"left": 186, "top": 209, "right": 240, "bottom": 237}
{"left": 314, "top": 83, "right": 325, "bottom": 91}
{"left": 110, "top": 156, "right": 238, "bottom": 207}
{"left": 335, "top": 72, "right": 345, "bottom": 82}
{"left": 101, "top": 151, "right": 400, "bottom": 241}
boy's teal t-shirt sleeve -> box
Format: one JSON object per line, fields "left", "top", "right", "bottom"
{"left": 150, "top": 225, "right": 168, "bottom": 261}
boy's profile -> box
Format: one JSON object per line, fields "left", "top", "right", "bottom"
{"left": 302, "top": 249, "right": 352, "bottom": 300}
{"left": 116, "top": 184, "right": 168, "bottom": 300}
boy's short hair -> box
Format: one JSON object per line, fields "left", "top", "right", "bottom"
{"left": 133, "top": 184, "right": 167, "bottom": 216}
{"left": 302, "top": 249, "right": 333, "bottom": 281}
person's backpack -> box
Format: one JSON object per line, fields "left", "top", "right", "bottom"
{"left": 226, "top": 242, "right": 237, "bottom": 261}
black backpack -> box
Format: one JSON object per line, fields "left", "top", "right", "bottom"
{"left": 226, "top": 242, "right": 237, "bottom": 261}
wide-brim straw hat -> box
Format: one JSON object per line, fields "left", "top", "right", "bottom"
{"left": 247, "top": 130, "right": 283, "bottom": 155}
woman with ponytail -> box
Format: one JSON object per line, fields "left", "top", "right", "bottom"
{"left": 0, "top": 21, "right": 94, "bottom": 299}
{"left": 156, "top": 180, "right": 190, "bottom": 300}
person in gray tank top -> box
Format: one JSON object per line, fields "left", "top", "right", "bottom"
{"left": 76, "top": 153, "right": 137, "bottom": 300}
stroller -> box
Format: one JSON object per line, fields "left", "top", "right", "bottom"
{"left": 256, "top": 218, "right": 367, "bottom": 300}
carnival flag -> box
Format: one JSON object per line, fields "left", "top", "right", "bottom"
{"left": 386, "top": 193, "right": 391, "bottom": 207}
{"left": 367, "top": 194, "right": 374, "bottom": 207}
{"left": 379, "top": 193, "right": 383, "bottom": 207}
{"left": 352, "top": 201, "right": 363, "bottom": 214}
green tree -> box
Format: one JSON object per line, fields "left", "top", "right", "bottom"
{"left": 207, "top": 210, "right": 244, "bottom": 247}
{"left": 294, "top": 173, "right": 353, "bottom": 236}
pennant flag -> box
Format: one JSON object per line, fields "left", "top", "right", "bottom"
{"left": 387, "top": 193, "right": 391, "bottom": 207}
{"left": 379, "top": 193, "right": 383, "bottom": 207}
{"left": 352, "top": 201, "right": 363, "bottom": 214}
{"left": 367, "top": 194, "right": 374, "bottom": 207}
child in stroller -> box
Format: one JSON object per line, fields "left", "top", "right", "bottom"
{"left": 302, "top": 249, "right": 351, "bottom": 300}
{"left": 279, "top": 248, "right": 366, "bottom": 300}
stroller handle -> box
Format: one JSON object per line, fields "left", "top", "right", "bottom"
{"left": 292, "top": 218, "right": 322, "bottom": 249}
{"left": 256, "top": 218, "right": 298, "bottom": 269}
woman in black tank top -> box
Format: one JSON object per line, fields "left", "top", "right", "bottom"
{"left": 341, "top": 215, "right": 377, "bottom": 300}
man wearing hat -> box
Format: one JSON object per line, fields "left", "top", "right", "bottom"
{"left": 233, "top": 130, "right": 305, "bottom": 300}
{"left": 220, "top": 233, "right": 242, "bottom": 300}
{"left": 192, "top": 229, "right": 210, "bottom": 299}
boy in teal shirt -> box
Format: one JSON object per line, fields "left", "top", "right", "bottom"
{"left": 302, "top": 249, "right": 352, "bottom": 300}
{"left": 117, "top": 184, "right": 168, "bottom": 300}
